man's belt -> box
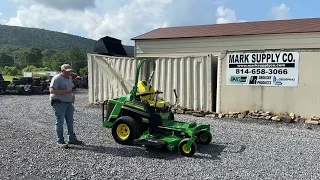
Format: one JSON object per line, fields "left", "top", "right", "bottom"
{"left": 51, "top": 99, "right": 71, "bottom": 106}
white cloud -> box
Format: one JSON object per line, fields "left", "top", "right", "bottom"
{"left": 269, "top": 3, "right": 290, "bottom": 20}
{"left": 85, "top": 0, "right": 172, "bottom": 43}
{"left": 6, "top": 5, "right": 50, "bottom": 28}
{"left": 5, "top": 0, "right": 172, "bottom": 45}
{"left": 153, "top": 22, "right": 168, "bottom": 30}
{"left": 6, "top": 4, "right": 101, "bottom": 29}
{"left": 215, "top": 6, "right": 245, "bottom": 24}
{"left": 0, "top": 12, "right": 6, "bottom": 24}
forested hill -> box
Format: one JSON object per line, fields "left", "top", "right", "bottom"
{"left": 0, "top": 24, "right": 134, "bottom": 55}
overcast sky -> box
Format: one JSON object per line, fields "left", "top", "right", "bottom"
{"left": 0, "top": 0, "right": 319, "bottom": 45}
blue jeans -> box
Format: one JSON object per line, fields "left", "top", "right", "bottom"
{"left": 52, "top": 102, "right": 76, "bottom": 143}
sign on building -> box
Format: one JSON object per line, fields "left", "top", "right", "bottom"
{"left": 226, "top": 51, "right": 299, "bottom": 87}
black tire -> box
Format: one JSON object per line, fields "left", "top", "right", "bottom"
{"left": 196, "top": 130, "right": 212, "bottom": 145}
{"left": 169, "top": 111, "right": 174, "bottom": 120}
{"left": 111, "top": 116, "right": 141, "bottom": 145}
{"left": 17, "top": 86, "right": 24, "bottom": 94}
{"left": 178, "top": 138, "right": 197, "bottom": 157}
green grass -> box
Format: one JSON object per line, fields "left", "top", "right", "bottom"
{"left": 3, "top": 76, "right": 17, "bottom": 81}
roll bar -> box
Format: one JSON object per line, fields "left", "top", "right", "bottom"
{"left": 130, "top": 59, "right": 156, "bottom": 99}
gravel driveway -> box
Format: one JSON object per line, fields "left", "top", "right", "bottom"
{"left": 1, "top": 89, "right": 320, "bottom": 179}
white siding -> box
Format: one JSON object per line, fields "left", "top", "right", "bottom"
{"left": 87, "top": 54, "right": 214, "bottom": 111}
{"left": 219, "top": 51, "right": 320, "bottom": 118}
{"left": 135, "top": 32, "right": 320, "bottom": 57}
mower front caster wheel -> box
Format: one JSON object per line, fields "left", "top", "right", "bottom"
{"left": 196, "top": 130, "right": 212, "bottom": 145}
{"left": 178, "top": 138, "right": 197, "bottom": 157}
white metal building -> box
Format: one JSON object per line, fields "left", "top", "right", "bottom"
{"left": 127, "top": 18, "right": 320, "bottom": 118}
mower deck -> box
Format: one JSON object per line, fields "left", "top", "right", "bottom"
{"left": 134, "top": 137, "right": 167, "bottom": 148}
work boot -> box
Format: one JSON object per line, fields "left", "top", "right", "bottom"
{"left": 56, "top": 141, "right": 68, "bottom": 148}
{"left": 68, "top": 139, "right": 84, "bottom": 145}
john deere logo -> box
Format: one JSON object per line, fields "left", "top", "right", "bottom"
{"left": 230, "top": 76, "right": 247, "bottom": 83}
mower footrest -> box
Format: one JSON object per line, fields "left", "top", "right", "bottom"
{"left": 134, "top": 138, "right": 167, "bottom": 148}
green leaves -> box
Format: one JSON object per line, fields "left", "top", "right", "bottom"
{"left": 79, "top": 66, "right": 88, "bottom": 76}
{"left": 2, "top": 66, "right": 18, "bottom": 76}
{"left": 18, "top": 47, "right": 43, "bottom": 68}
{"left": 0, "top": 53, "right": 14, "bottom": 67}
{"left": 67, "top": 46, "right": 87, "bottom": 74}
{"left": 0, "top": 45, "right": 88, "bottom": 75}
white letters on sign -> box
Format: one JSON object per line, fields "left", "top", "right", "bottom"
{"left": 226, "top": 52, "right": 299, "bottom": 87}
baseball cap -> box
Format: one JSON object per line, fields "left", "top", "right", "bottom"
{"left": 61, "top": 64, "right": 73, "bottom": 71}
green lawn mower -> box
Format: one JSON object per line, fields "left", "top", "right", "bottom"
{"left": 102, "top": 59, "right": 213, "bottom": 157}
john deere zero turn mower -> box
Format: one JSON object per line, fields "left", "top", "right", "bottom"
{"left": 102, "top": 59, "right": 213, "bottom": 157}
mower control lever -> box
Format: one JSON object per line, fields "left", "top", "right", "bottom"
{"left": 173, "top": 89, "right": 178, "bottom": 99}
{"left": 169, "top": 89, "right": 179, "bottom": 111}
{"left": 173, "top": 89, "right": 178, "bottom": 103}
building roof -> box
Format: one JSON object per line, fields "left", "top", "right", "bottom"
{"left": 132, "top": 18, "right": 320, "bottom": 40}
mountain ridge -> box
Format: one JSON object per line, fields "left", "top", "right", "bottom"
{"left": 0, "top": 24, "right": 134, "bottom": 56}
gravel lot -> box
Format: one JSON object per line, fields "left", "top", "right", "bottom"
{"left": 1, "top": 89, "right": 320, "bottom": 179}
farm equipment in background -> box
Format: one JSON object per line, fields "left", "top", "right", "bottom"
{"left": 102, "top": 59, "right": 213, "bottom": 157}
{"left": 1, "top": 72, "right": 87, "bottom": 95}
{"left": 32, "top": 77, "right": 50, "bottom": 94}
{"left": 0, "top": 74, "right": 11, "bottom": 95}
{"left": 68, "top": 73, "right": 88, "bottom": 89}
{"left": 7, "top": 77, "right": 34, "bottom": 94}
{"left": 74, "top": 75, "right": 88, "bottom": 89}
{"left": 6, "top": 77, "right": 50, "bottom": 95}
{"left": 69, "top": 73, "right": 79, "bottom": 90}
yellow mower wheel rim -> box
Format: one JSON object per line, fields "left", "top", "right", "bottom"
{"left": 182, "top": 144, "right": 191, "bottom": 154}
{"left": 116, "top": 123, "right": 130, "bottom": 140}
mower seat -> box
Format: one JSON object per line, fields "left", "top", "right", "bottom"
{"left": 137, "top": 80, "right": 169, "bottom": 108}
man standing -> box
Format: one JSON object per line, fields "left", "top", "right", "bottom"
{"left": 50, "top": 64, "right": 83, "bottom": 148}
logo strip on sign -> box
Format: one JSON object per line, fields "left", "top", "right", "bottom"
{"left": 226, "top": 52, "right": 299, "bottom": 87}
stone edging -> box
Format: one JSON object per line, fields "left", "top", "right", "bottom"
{"left": 172, "top": 107, "right": 320, "bottom": 125}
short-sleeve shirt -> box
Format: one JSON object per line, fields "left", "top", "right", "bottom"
{"left": 49, "top": 74, "right": 74, "bottom": 102}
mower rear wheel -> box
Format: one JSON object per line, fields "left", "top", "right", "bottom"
{"left": 112, "top": 116, "right": 141, "bottom": 145}
{"left": 178, "top": 138, "right": 197, "bottom": 157}
{"left": 196, "top": 130, "right": 212, "bottom": 145}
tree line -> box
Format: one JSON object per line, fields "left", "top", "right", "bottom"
{"left": 0, "top": 46, "right": 88, "bottom": 77}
